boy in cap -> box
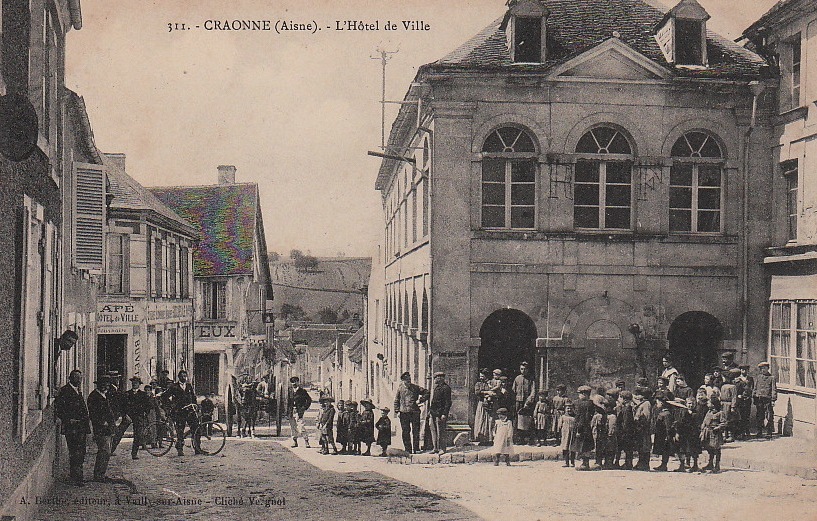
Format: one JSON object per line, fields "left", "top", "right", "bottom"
{"left": 632, "top": 387, "right": 653, "bottom": 471}
{"left": 429, "top": 372, "right": 452, "bottom": 454}
{"left": 375, "top": 407, "right": 392, "bottom": 456}
{"left": 550, "top": 384, "right": 568, "bottom": 442}
{"left": 317, "top": 396, "right": 338, "bottom": 455}
{"left": 359, "top": 399, "right": 376, "bottom": 456}
{"left": 719, "top": 370, "right": 738, "bottom": 442}
{"left": 123, "top": 376, "right": 150, "bottom": 459}
{"left": 753, "top": 362, "right": 777, "bottom": 437}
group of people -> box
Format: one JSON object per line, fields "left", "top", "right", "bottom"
{"left": 474, "top": 354, "right": 778, "bottom": 472}
{"left": 55, "top": 368, "right": 208, "bottom": 486}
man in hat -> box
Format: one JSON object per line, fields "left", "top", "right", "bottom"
{"left": 87, "top": 376, "right": 115, "bottom": 482}
{"left": 428, "top": 372, "right": 452, "bottom": 454}
{"left": 512, "top": 362, "right": 536, "bottom": 445}
{"left": 615, "top": 390, "right": 636, "bottom": 470}
{"left": 734, "top": 364, "right": 754, "bottom": 439}
{"left": 753, "top": 362, "right": 777, "bottom": 437}
{"left": 721, "top": 351, "right": 739, "bottom": 372}
{"left": 165, "top": 370, "right": 201, "bottom": 455}
{"left": 55, "top": 369, "right": 91, "bottom": 486}
{"left": 287, "top": 376, "right": 312, "bottom": 447}
{"left": 393, "top": 371, "right": 429, "bottom": 453}
{"left": 573, "top": 385, "right": 595, "bottom": 470}
{"left": 119, "top": 376, "right": 151, "bottom": 459}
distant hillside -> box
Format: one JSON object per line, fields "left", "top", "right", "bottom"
{"left": 269, "top": 256, "right": 372, "bottom": 320}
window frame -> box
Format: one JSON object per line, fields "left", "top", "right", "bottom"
{"left": 105, "top": 233, "right": 129, "bottom": 295}
{"left": 770, "top": 300, "right": 817, "bottom": 392}
{"left": 669, "top": 131, "right": 725, "bottom": 235}
{"left": 202, "top": 280, "right": 228, "bottom": 321}
{"left": 791, "top": 35, "right": 801, "bottom": 109}
{"left": 782, "top": 160, "right": 799, "bottom": 242}
{"left": 480, "top": 126, "right": 538, "bottom": 230}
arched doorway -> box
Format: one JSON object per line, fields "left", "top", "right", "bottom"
{"left": 479, "top": 309, "right": 537, "bottom": 375}
{"left": 667, "top": 311, "right": 723, "bottom": 389}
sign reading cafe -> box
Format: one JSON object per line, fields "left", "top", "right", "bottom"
{"left": 98, "top": 303, "right": 142, "bottom": 325}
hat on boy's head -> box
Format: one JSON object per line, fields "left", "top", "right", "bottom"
{"left": 433, "top": 372, "right": 446, "bottom": 378}
{"left": 499, "top": 375, "right": 509, "bottom": 381}
{"left": 722, "top": 351, "right": 735, "bottom": 359}
{"left": 492, "top": 369, "right": 502, "bottom": 376}
{"left": 739, "top": 364, "right": 750, "bottom": 369}
{"left": 615, "top": 379, "right": 626, "bottom": 387}
{"left": 348, "top": 401, "right": 358, "bottom": 407}
{"left": 360, "top": 398, "right": 374, "bottom": 407}
{"left": 606, "top": 388, "right": 620, "bottom": 397}
{"left": 319, "top": 396, "right": 335, "bottom": 403}
{"left": 380, "top": 407, "right": 390, "bottom": 413}
{"left": 757, "top": 361, "right": 770, "bottom": 368}
{"left": 577, "top": 385, "right": 591, "bottom": 393}
{"left": 289, "top": 376, "right": 300, "bottom": 383}
{"left": 129, "top": 376, "right": 142, "bottom": 383}
{"left": 496, "top": 407, "right": 509, "bottom": 414}
{"left": 400, "top": 371, "right": 411, "bottom": 379}
{"left": 519, "top": 361, "right": 529, "bottom": 367}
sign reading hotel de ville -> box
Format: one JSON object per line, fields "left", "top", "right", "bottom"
{"left": 97, "top": 302, "right": 142, "bottom": 325}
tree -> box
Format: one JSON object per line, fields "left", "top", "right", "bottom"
{"left": 290, "top": 249, "right": 304, "bottom": 260}
{"left": 294, "top": 253, "right": 319, "bottom": 272}
{"left": 315, "top": 307, "right": 339, "bottom": 324}
{"left": 280, "top": 303, "right": 306, "bottom": 321}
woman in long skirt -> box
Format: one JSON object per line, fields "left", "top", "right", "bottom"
{"left": 491, "top": 407, "right": 514, "bottom": 466}
{"left": 473, "top": 370, "right": 493, "bottom": 443}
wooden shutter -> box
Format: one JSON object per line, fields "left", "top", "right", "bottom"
{"left": 74, "top": 163, "right": 105, "bottom": 270}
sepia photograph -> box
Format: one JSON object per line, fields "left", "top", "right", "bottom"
{"left": 0, "top": 0, "right": 816, "bottom": 519}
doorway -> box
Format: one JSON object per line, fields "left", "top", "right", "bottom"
{"left": 97, "top": 334, "right": 127, "bottom": 380}
{"left": 667, "top": 311, "right": 723, "bottom": 389}
{"left": 479, "top": 309, "right": 538, "bottom": 376}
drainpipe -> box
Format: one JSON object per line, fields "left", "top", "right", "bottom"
{"left": 742, "top": 81, "right": 765, "bottom": 362}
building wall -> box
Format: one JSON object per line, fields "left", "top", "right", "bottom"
{"left": 422, "top": 72, "right": 774, "bottom": 422}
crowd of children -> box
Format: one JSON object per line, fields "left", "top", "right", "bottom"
{"left": 316, "top": 397, "right": 392, "bottom": 456}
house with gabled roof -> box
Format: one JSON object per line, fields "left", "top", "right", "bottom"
{"left": 150, "top": 167, "right": 274, "bottom": 416}
{"left": 369, "top": 0, "right": 778, "bottom": 429}
{"left": 97, "top": 152, "right": 197, "bottom": 386}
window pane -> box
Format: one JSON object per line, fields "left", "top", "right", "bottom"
{"left": 669, "top": 209, "right": 692, "bottom": 232}
{"left": 605, "top": 208, "right": 630, "bottom": 229}
{"left": 511, "top": 183, "right": 535, "bottom": 205}
{"left": 697, "top": 211, "right": 720, "bottom": 232}
{"left": 698, "top": 188, "right": 721, "bottom": 209}
{"left": 670, "top": 164, "right": 693, "bottom": 186}
{"left": 511, "top": 207, "right": 535, "bottom": 228}
{"left": 512, "top": 161, "right": 535, "bottom": 182}
{"left": 482, "top": 206, "right": 505, "bottom": 228}
{"left": 576, "top": 132, "right": 600, "bottom": 154}
{"left": 685, "top": 131, "right": 708, "bottom": 153}
{"left": 782, "top": 303, "right": 792, "bottom": 328}
{"left": 700, "top": 137, "right": 722, "bottom": 158}
{"left": 609, "top": 132, "right": 631, "bottom": 155}
{"left": 796, "top": 303, "right": 815, "bottom": 331}
{"left": 797, "top": 360, "right": 816, "bottom": 388}
{"left": 574, "top": 206, "right": 599, "bottom": 228}
{"left": 482, "top": 159, "right": 504, "bottom": 182}
{"left": 574, "top": 184, "right": 599, "bottom": 206}
{"left": 575, "top": 161, "right": 599, "bottom": 182}
{"left": 670, "top": 187, "right": 692, "bottom": 209}
{"left": 698, "top": 165, "right": 722, "bottom": 187}
{"left": 482, "top": 131, "right": 505, "bottom": 153}
{"left": 483, "top": 183, "right": 505, "bottom": 205}
{"left": 592, "top": 127, "right": 616, "bottom": 150}
{"left": 772, "top": 356, "right": 790, "bottom": 384}
{"left": 671, "top": 138, "right": 692, "bottom": 157}
{"left": 605, "top": 162, "right": 631, "bottom": 184}
{"left": 606, "top": 185, "right": 631, "bottom": 207}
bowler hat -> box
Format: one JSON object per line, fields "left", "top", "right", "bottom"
{"left": 319, "top": 396, "right": 335, "bottom": 403}
{"left": 380, "top": 406, "right": 390, "bottom": 413}
{"left": 129, "top": 376, "right": 142, "bottom": 383}
{"left": 289, "top": 376, "right": 300, "bottom": 383}
{"left": 400, "top": 371, "right": 411, "bottom": 379}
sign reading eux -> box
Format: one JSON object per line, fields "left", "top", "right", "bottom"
{"left": 195, "top": 321, "right": 238, "bottom": 340}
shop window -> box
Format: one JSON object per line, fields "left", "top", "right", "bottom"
{"left": 770, "top": 301, "right": 817, "bottom": 389}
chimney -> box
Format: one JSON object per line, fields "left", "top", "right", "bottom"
{"left": 104, "top": 152, "right": 126, "bottom": 172}
{"left": 217, "top": 165, "right": 236, "bottom": 185}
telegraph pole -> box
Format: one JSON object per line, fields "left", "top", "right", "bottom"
{"left": 371, "top": 48, "right": 399, "bottom": 150}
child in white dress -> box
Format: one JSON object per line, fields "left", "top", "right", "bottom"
{"left": 492, "top": 407, "right": 514, "bottom": 466}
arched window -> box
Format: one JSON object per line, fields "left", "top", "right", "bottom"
{"left": 670, "top": 131, "right": 723, "bottom": 233}
{"left": 481, "top": 126, "right": 537, "bottom": 229}
{"left": 574, "top": 126, "right": 633, "bottom": 230}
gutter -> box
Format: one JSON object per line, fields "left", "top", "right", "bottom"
{"left": 67, "top": 0, "right": 82, "bottom": 30}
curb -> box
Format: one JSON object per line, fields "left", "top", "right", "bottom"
{"left": 387, "top": 447, "right": 563, "bottom": 465}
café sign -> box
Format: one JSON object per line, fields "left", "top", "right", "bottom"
{"left": 98, "top": 303, "right": 142, "bottom": 325}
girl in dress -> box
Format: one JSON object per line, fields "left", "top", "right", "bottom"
{"left": 533, "top": 390, "right": 551, "bottom": 446}
{"left": 473, "top": 370, "right": 493, "bottom": 443}
{"left": 492, "top": 407, "right": 514, "bottom": 466}
{"left": 559, "top": 401, "right": 577, "bottom": 467}
{"left": 700, "top": 396, "right": 727, "bottom": 473}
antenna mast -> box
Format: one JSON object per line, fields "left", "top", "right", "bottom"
{"left": 371, "top": 47, "right": 399, "bottom": 150}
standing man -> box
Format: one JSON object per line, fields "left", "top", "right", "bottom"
{"left": 632, "top": 387, "right": 654, "bottom": 471}
{"left": 165, "top": 370, "right": 201, "bottom": 455}
{"left": 123, "top": 376, "right": 150, "bottom": 459}
{"left": 393, "top": 371, "right": 429, "bottom": 454}
{"left": 287, "top": 376, "right": 312, "bottom": 447}
{"left": 55, "top": 369, "right": 91, "bottom": 486}
{"left": 573, "top": 385, "right": 595, "bottom": 470}
{"left": 87, "top": 376, "right": 115, "bottom": 482}
{"left": 660, "top": 355, "right": 679, "bottom": 394}
{"left": 512, "top": 361, "right": 536, "bottom": 445}
{"left": 734, "top": 364, "right": 754, "bottom": 439}
{"left": 428, "top": 372, "right": 452, "bottom": 454}
{"left": 753, "top": 362, "right": 777, "bottom": 438}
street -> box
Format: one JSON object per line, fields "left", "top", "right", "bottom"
{"left": 33, "top": 433, "right": 817, "bottom": 521}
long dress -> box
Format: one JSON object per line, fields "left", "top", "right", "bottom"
{"left": 533, "top": 400, "right": 550, "bottom": 431}
{"left": 473, "top": 381, "right": 493, "bottom": 442}
{"left": 700, "top": 409, "right": 726, "bottom": 451}
{"left": 491, "top": 418, "right": 514, "bottom": 455}
{"left": 358, "top": 409, "right": 375, "bottom": 444}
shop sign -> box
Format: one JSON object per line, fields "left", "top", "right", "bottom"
{"left": 98, "top": 303, "right": 142, "bottom": 325}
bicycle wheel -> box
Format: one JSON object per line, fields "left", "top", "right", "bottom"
{"left": 146, "top": 421, "right": 175, "bottom": 456}
{"left": 195, "top": 422, "right": 226, "bottom": 455}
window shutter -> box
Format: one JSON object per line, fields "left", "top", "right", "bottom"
{"left": 73, "top": 163, "right": 105, "bottom": 270}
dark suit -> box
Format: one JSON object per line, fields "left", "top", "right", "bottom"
{"left": 429, "top": 381, "right": 452, "bottom": 452}
{"left": 55, "top": 384, "right": 90, "bottom": 483}
{"left": 165, "top": 381, "right": 199, "bottom": 451}
{"left": 87, "top": 389, "right": 114, "bottom": 479}
{"left": 122, "top": 389, "right": 151, "bottom": 456}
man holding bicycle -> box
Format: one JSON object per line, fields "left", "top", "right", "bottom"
{"left": 165, "top": 370, "right": 202, "bottom": 455}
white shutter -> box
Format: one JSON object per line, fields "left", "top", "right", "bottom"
{"left": 74, "top": 163, "right": 105, "bottom": 270}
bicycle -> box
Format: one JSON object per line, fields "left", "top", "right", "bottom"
{"left": 146, "top": 403, "right": 226, "bottom": 456}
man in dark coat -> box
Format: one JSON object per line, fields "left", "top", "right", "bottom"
{"left": 428, "top": 372, "right": 452, "bottom": 454}
{"left": 122, "top": 376, "right": 151, "bottom": 459}
{"left": 633, "top": 387, "right": 654, "bottom": 471}
{"left": 393, "top": 371, "right": 430, "bottom": 453}
{"left": 165, "top": 370, "right": 201, "bottom": 455}
{"left": 55, "top": 369, "right": 91, "bottom": 486}
{"left": 573, "top": 385, "right": 595, "bottom": 470}
{"left": 287, "top": 376, "right": 313, "bottom": 447}
{"left": 87, "top": 376, "right": 115, "bottom": 482}
{"left": 615, "top": 390, "right": 636, "bottom": 469}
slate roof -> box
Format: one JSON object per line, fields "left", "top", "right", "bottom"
{"left": 103, "top": 156, "right": 197, "bottom": 236}
{"left": 742, "top": 0, "right": 812, "bottom": 39}
{"left": 343, "top": 328, "right": 365, "bottom": 365}
{"left": 150, "top": 183, "right": 260, "bottom": 277}
{"left": 425, "top": 0, "right": 766, "bottom": 79}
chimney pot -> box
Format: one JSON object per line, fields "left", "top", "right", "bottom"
{"left": 104, "top": 152, "right": 126, "bottom": 172}
{"left": 218, "top": 165, "right": 236, "bottom": 185}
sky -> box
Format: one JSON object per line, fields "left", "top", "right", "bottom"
{"left": 65, "top": 0, "right": 778, "bottom": 258}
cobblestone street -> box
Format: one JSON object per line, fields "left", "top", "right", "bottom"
{"left": 32, "top": 431, "right": 817, "bottom": 521}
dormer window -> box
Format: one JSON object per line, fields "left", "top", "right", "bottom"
{"left": 504, "top": 0, "right": 549, "bottom": 64}
{"left": 655, "top": 0, "right": 710, "bottom": 67}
